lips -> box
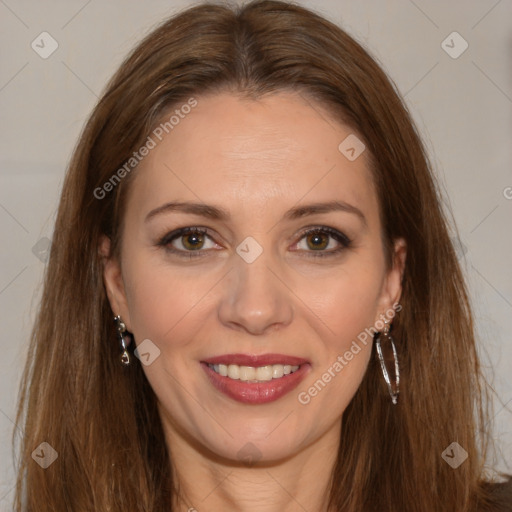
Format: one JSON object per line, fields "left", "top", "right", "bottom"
{"left": 200, "top": 353, "right": 311, "bottom": 404}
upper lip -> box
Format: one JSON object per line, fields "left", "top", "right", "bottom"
{"left": 202, "top": 353, "right": 309, "bottom": 366}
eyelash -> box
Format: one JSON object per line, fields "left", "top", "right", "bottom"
{"left": 157, "top": 226, "right": 352, "bottom": 259}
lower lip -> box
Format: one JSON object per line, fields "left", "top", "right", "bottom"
{"left": 201, "top": 362, "right": 311, "bottom": 404}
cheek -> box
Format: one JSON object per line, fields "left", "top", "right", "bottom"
{"left": 294, "top": 257, "right": 383, "bottom": 403}
{"left": 123, "top": 260, "right": 217, "bottom": 347}
{"left": 306, "top": 264, "right": 383, "bottom": 344}
{"left": 294, "top": 269, "right": 379, "bottom": 412}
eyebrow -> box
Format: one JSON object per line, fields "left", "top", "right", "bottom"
{"left": 144, "top": 199, "right": 367, "bottom": 226}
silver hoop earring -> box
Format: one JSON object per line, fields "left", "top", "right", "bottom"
{"left": 114, "top": 315, "right": 131, "bottom": 366}
{"left": 375, "top": 320, "right": 400, "bottom": 404}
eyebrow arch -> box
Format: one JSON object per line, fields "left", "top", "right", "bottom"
{"left": 284, "top": 200, "right": 367, "bottom": 226}
{"left": 145, "top": 201, "right": 230, "bottom": 223}
{"left": 145, "top": 200, "right": 367, "bottom": 226}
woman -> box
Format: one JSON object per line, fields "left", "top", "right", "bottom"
{"left": 14, "top": 1, "right": 511, "bottom": 510}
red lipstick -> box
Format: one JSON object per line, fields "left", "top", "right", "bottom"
{"left": 200, "top": 353, "right": 311, "bottom": 405}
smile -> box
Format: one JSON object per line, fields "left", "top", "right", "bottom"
{"left": 201, "top": 354, "right": 311, "bottom": 404}
{"left": 207, "top": 363, "right": 300, "bottom": 381}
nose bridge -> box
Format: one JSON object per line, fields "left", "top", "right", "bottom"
{"left": 218, "top": 240, "right": 294, "bottom": 334}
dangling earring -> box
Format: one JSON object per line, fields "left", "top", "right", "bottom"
{"left": 114, "top": 315, "right": 132, "bottom": 366}
{"left": 375, "top": 319, "right": 400, "bottom": 404}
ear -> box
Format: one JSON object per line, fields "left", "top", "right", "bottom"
{"left": 374, "top": 237, "right": 407, "bottom": 324}
{"left": 98, "top": 235, "right": 132, "bottom": 330}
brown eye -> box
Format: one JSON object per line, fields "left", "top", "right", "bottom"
{"left": 181, "top": 232, "right": 206, "bottom": 250}
{"left": 305, "top": 232, "right": 329, "bottom": 251}
{"left": 294, "top": 227, "right": 352, "bottom": 258}
{"left": 159, "top": 227, "right": 217, "bottom": 256}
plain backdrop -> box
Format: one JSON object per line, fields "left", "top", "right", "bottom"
{"left": 0, "top": 0, "right": 511, "bottom": 508}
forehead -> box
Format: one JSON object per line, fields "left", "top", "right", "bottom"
{"left": 126, "top": 90, "right": 378, "bottom": 224}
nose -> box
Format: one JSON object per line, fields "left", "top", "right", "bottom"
{"left": 217, "top": 250, "right": 294, "bottom": 336}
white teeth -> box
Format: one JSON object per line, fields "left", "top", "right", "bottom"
{"left": 239, "top": 366, "right": 256, "bottom": 381}
{"left": 272, "top": 365, "right": 284, "bottom": 378}
{"left": 227, "top": 364, "right": 239, "bottom": 379}
{"left": 255, "top": 365, "right": 273, "bottom": 381}
{"left": 208, "top": 363, "right": 301, "bottom": 381}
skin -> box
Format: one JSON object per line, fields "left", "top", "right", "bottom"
{"left": 101, "top": 90, "right": 406, "bottom": 512}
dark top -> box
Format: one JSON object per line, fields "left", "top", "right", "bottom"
{"left": 484, "top": 477, "right": 512, "bottom": 511}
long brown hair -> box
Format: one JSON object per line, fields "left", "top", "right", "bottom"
{"left": 14, "top": 1, "right": 508, "bottom": 510}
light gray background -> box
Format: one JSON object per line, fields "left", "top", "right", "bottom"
{"left": 1, "top": 0, "right": 511, "bottom": 508}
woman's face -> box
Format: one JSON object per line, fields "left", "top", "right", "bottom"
{"left": 102, "top": 90, "right": 405, "bottom": 463}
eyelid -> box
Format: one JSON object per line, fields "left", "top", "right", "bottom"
{"left": 158, "top": 226, "right": 219, "bottom": 255}
{"left": 159, "top": 226, "right": 210, "bottom": 245}
{"left": 291, "top": 226, "right": 352, "bottom": 258}
{"left": 296, "top": 226, "right": 351, "bottom": 246}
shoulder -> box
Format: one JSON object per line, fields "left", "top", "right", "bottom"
{"left": 480, "top": 476, "right": 512, "bottom": 512}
